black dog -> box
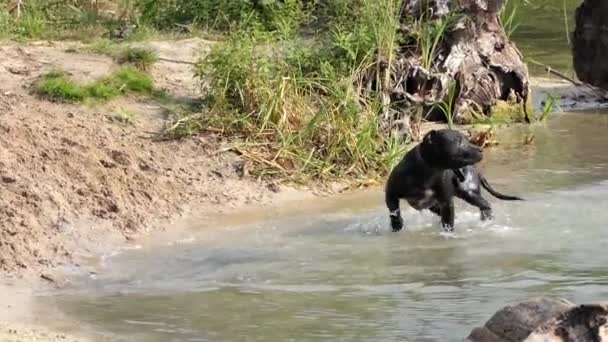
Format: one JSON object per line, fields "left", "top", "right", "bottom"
{"left": 385, "top": 129, "right": 523, "bottom": 232}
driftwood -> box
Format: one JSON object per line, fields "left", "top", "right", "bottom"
{"left": 572, "top": 0, "right": 608, "bottom": 90}
{"left": 371, "top": 0, "right": 530, "bottom": 137}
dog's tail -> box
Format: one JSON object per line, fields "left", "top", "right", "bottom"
{"left": 480, "top": 175, "right": 524, "bottom": 201}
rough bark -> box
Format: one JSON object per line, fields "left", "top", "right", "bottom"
{"left": 374, "top": 0, "right": 530, "bottom": 137}
{"left": 572, "top": 0, "right": 608, "bottom": 90}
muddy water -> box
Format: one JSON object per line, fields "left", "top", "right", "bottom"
{"left": 36, "top": 111, "right": 608, "bottom": 341}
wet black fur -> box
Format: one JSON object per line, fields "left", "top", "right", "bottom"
{"left": 385, "top": 129, "right": 524, "bottom": 232}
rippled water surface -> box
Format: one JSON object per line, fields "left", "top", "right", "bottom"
{"left": 37, "top": 112, "right": 608, "bottom": 341}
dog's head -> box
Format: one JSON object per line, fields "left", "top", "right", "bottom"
{"left": 419, "top": 129, "right": 483, "bottom": 169}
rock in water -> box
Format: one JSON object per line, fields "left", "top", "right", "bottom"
{"left": 466, "top": 298, "right": 608, "bottom": 342}
{"left": 572, "top": 0, "right": 608, "bottom": 90}
{"left": 465, "top": 298, "right": 574, "bottom": 342}
{"left": 525, "top": 304, "right": 608, "bottom": 342}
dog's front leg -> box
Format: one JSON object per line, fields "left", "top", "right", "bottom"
{"left": 386, "top": 192, "right": 404, "bottom": 232}
{"left": 440, "top": 200, "right": 455, "bottom": 232}
{"left": 457, "top": 190, "right": 494, "bottom": 221}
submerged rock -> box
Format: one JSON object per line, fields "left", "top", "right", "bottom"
{"left": 466, "top": 298, "right": 608, "bottom": 341}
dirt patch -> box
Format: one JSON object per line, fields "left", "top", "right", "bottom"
{"left": 0, "top": 39, "right": 311, "bottom": 278}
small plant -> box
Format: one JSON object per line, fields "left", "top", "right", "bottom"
{"left": 433, "top": 80, "right": 459, "bottom": 129}
{"left": 539, "top": 93, "right": 557, "bottom": 121}
{"left": 115, "top": 46, "right": 159, "bottom": 71}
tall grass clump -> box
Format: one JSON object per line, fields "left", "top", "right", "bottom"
{"left": 165, "top": 0, "right": 410, "bottom": 180}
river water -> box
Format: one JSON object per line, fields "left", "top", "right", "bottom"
{"left": 36, "top": 1, "right": 608, "bottom": 341}
{"left": 38, "top": 112, "right": 608, "bottom": 341}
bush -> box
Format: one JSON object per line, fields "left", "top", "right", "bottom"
{"left": 164, "top": 0, "right": 408, "bottom": 180}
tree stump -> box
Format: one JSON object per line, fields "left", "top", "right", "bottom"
{"left": 376, "top": 0, "right": 531, "bottom": 135}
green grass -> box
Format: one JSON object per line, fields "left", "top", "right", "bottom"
{"left": 34, "top": 71, "right": 88, "bottom": 102}
{"left": 35, "top": 67, "right": 154, "bottom": 103}
{"left": 106, "top": 66, "right": 154, "bottom": 93}
{"left": 86, "top": 81, "right": 121, "bottom": 100}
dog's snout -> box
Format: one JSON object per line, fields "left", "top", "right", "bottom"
{"left": 468, "top": 146, "right": 483, "bottom": 163}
